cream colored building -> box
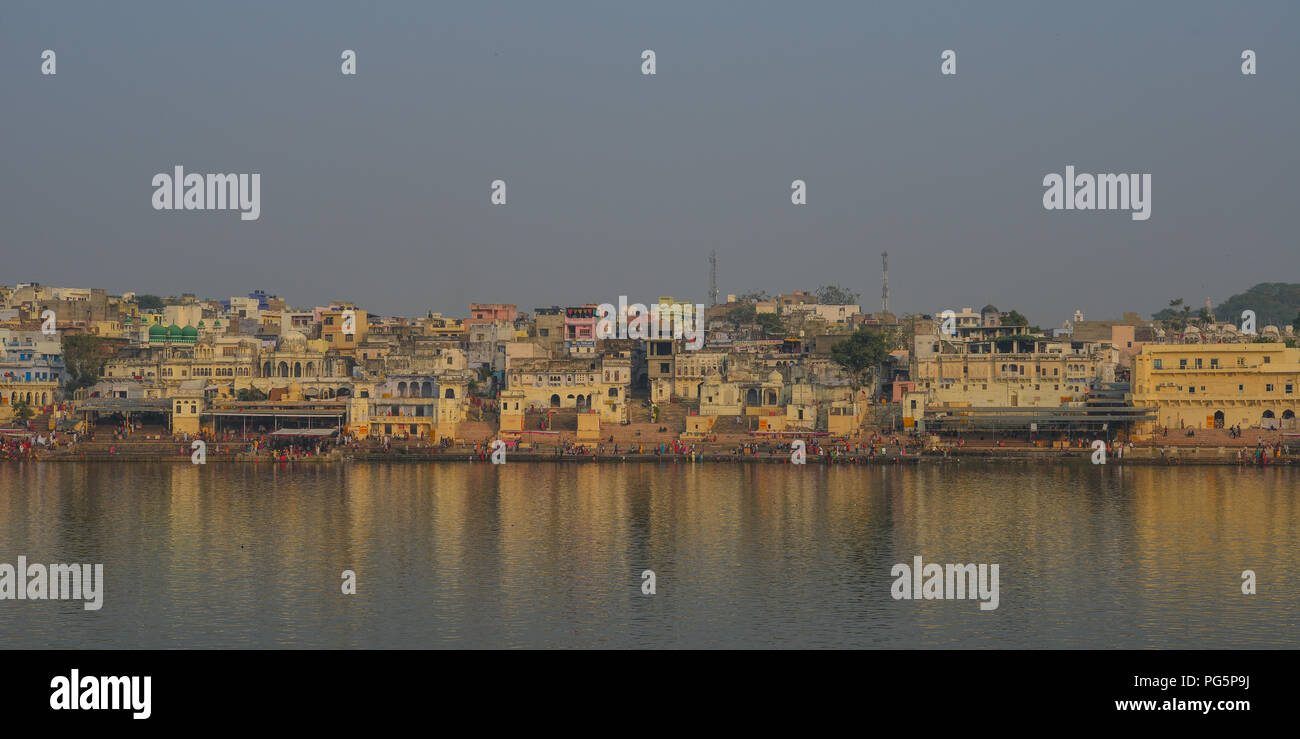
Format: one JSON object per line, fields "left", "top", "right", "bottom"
{"left": 912, "top": 334, "right": 1117, "bottom": 408}
{"left": 506, "top": 357, "right": 627, "bottom": 422}
{"left": 1131, "top": 343, "right": 1300, "bottom": 431}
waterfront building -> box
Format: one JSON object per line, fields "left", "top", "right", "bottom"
{"left": 912, "top": 334, "right": 1117, "bottom": 409}
{"left": 1131, "top": 342, "right": 1300, "bottom": 431}
{"left": 506, "top": 357, "right": 627, "bottom": 422}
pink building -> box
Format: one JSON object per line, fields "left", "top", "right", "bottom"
{"left": 565, "top": 306, "right": 597, "bottom": 356}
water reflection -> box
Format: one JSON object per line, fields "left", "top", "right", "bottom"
{"left": 0, "top": 461, "right": 1295, "bottom": 648}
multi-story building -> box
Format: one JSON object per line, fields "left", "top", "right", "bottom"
{"left": 0, "top": 329, "right": 64, "bottom": 412}
{"left": 913, "top": 332, "right": 1118, "bottom": 408}
{"left": 466, "top": 303, "right": 517, "bottom": 328}
{"left": 533, "top": 307, "right": 565, "bottom": 354}
{"left": 564, "top": 306, "right": 597, "bottom": 357}
{"left": 1131, "top": 343, "right": 1300, "bottom": 431}
{"left": 321, "top": 304, "right": 367, "bottom": 355}
{"left": 505, "top": 357, "right": 627, "bottom": 422}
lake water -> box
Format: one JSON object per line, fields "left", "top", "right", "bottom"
{"left": 1, "top": 461, "right": 1296, "bottom": 648}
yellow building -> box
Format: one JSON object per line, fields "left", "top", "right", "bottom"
{"left": 912, "top": 335, "right": 1117, "bottom": 408}
{"left": 506, "top": 357, "right": 627, "bottom": 422}
{"left": 170, "top": 386, "right": 204, "bottom": 435}
{"left": 1131, "top": 343, "right": 1300, "bottom": 431}
{"left": 322, "top": 305, "right": 368, "bottom": 355}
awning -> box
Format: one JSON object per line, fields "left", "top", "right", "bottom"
{"left": 269, "top": 427, "right": 339, "bottom": 437}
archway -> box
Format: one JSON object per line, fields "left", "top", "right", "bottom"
{"left": 745, "top": 388, "right": 758, "bottom": 406}
{"left": 1262, "top": 409, "right": 1277, "bottom": 429}
{"left": 294, "top": 362, "right": 302, "bottom": 377}
{"left": 422, "top": 381, "right": 432, "bottom": 398}
{"left": 1213, "top": 410, "right": 1225, "bottom": 429}
{"left": 397, "top": 382, "right": 407, "bottom": 398}
{"left": 549, "top": 394, "right": 560, "bottom": 408}
{"left": 277, "top": 361, "right": 289, "bottom": 377}
{"left": 444, "top": 388, "right": 455, "bottom": 399}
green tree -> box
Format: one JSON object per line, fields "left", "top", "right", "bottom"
{"left": 755, "top": 313, "right": 784, "bottom": 336}
{"left": 11, "top": 399, "right": 35, "bottom": 423}
{"left": 237, "top": 387, "right": 268, "bottom": 402}
{"left": 1003, "top": 310, "right": 1029, "bottom": 327}
{"left": 1154, "top": 298, "right": 1191, "bottom": 331}
{"left": 726, "top": 303, "right": 757, "bottom": 325}
{"left": 134, "top": 294, "right": 165, "bottom": 311}
{"left": 61, "top": 334, "right": 112, "bottom": 392}
{"left": 1210, "top": 283, "right": 1300, "bottom": 327}
{"left": 830, "top": 327, "right": 890, "bottom": 390}
{"left": 816, "top": 285, "right": 859, "bottom": 305}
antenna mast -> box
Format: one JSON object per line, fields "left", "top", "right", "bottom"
{"left": 881, "top": 251, "right": 889, "bottom": 314}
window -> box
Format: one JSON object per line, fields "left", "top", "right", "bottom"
{"left": 1153, "top": 359, "right": 1162, "bottom": 369}
{"left": 1210, "top": 358, "right": 1218, "bottom": 369}
{"left": 1179, "top": 359, "right": 1187, "bottom": 369}
{"left": 1195, "top": 358, "right": 1202, "bottom": 369}
{"left": 1238, "top": 384, "right": 1244, "bottom": 393}
{"left": 1237, "top": 358, "right": 1246, "bottom": 367}
{"left": 1266, "top": 384, "right": 1275, "bottom": 392}
{"left": 1287, "top": 384, "right": 1294, "bottom": 394}
{"left": 1264, "top": 356, "right": 1271, "bottom": 364}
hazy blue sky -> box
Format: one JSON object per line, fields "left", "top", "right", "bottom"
{"left": 2, "top": 1, "right": 1296, "bottom": 328}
